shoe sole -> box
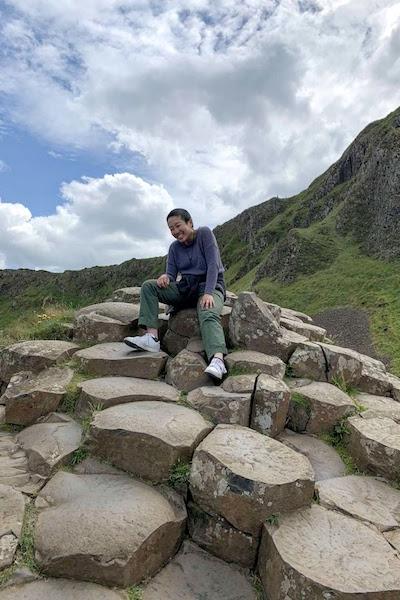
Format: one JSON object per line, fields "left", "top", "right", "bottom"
{"left": 123, "top": 339, "right": 160, "bottom": 353}
{"left": 204, "top": 368, "right": 226, "bottom": 381}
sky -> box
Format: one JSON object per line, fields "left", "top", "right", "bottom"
{"left": 0, "top": 0, "right": 399, "bottom": 271}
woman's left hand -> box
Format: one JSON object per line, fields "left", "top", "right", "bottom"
{"left": 200, "top": 293, "right": 214, "bottom": 309}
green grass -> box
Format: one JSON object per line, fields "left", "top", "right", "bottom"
{"left": 127, "top": 586, "right": 143, "bottom": 600}
{"left": 319, "top": 424, "right": 362, "bottom": 476}
{"left": 291, "top": 392, "right": 311, "bottom": 414}
{"left": 17, "top": 502, "right": 40, "bottom": 574}
{"left": 265, "top": 514, "right": 279, "bottom": 526}
{"left": 252, "top": 574, "right": 264, "bottom": 600}
{"left": 61, "top": 370, "right": 95, "bottom": 414}
{"left": 168, "top": 459, "right": 191, "bottom": 489}
{"left": 330, "top": 375, "right": 359, "bottom": 398}
{"left": 227, "top": 364, "right": 258, "bottom": 377}
{"left": 70, "top": 446, "right": 89, "bottom": 465}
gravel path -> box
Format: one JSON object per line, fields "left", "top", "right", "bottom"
{"left": 312, "top": 306, "right": 390, "bottom": 367}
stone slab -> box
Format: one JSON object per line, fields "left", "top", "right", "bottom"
{"left": 225, "top": 351, "right": 285, "bottom": 378}
{"left": 0, "top": 579, "right": 127, "bottom": 599}
{"left": 355, "top": 392, "right": 400, "bottom": 422}
{"left": 186, "top": 387, "right": 251, "bottom": 426}
{"left": 251, "top": 374, "right": 289, "bottom": 437}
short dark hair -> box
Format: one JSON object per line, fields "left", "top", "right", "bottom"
{"left": 166, "top": 208, "right": 192, "bottom": 223}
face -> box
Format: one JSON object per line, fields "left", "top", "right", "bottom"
{"left": 167, "top": 216, "right": 194, "bottom": 244}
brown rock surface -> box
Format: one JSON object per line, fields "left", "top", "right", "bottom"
{"left": 76, "top": 376, "right": 179, "bottom": 414}
{"left": 186, "top": 387, "right": 251, "bottom": 426}
{"left": 221, "top": 374, "right": 257, "bottom": 394}
{"left": 0, "top": 431, "right": 45, "bottom": 493}
{"left": 142, "top": 540, "right": 256, "bottom": 600}
{"left": 287, "top": 381, "right": 355, "bottom": 434}
{"left": 258, "top": 505, "right": 400, "bottom": 599}
{"left": 34, "top": 471, "right": 186, "bottom": 586}
{"left": 288, "top": 342, "right": 327, "bottom": 380}
{"left": 278, "top": 429, "right": 346, "bottom": 481}
{"left": 187, "top": 502, "right": 258, "bottom": 568}
{"left": 88, "top": 401, "right": 212, "bottom": 482}
{"left": 0, "top": 579, "right": 127, "bottom": 599}
{"left": 190, "top": 424, "right": 314, "bottom": 534}
{"left": 225, "top": 350, "right": 285, "bottom": 378}
{"left": 316, "top": 475, "right": 400, "bottom": 531}
{"left": 165, "top": 350, "right": 210, "bottom": 392}
{"left": 2, "top": 367, "right": 74, "bottom": 425}
{"left": 0, "top": 341, "right": 78, "bottom": 383}
{"left": 346, "top": 416, "right": 400, "bottom": 480}
{"left": 75, "top": 343, "right": 168, "bottom": 379}
{"left": 251, "top": 375, "right": 290, "bottom": 437}
{"left": 389, "top": 373, "right": 400, "bottom": 402}
{"left": 16, "top": 414, "right": 82, "bottom": 476}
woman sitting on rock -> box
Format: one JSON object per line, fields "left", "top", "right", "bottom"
{"left": 124, "top": 208, "right": 228, "bottom": 380}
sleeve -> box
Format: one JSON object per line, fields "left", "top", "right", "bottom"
{"left": 166, "top": 244, "right": 178, "bottom": 281}
{"left": 201, "top": 227, "right": 220, "bottom": 295}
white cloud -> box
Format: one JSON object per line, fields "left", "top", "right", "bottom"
{"left": 0, "top": 160, "right": 9, "bottom": 172}
{"left": 0, "top": 0, "right": 399, "bottom": 269}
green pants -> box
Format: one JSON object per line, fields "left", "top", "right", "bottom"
{"left": 139, "top": 279, "right": 227, "bottom": 361}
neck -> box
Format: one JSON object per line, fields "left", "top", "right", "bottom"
{"left": 184, "top": 230, "right": 195, "bottom": 245}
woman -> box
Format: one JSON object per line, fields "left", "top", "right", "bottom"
{"left": 124, "top": 208, "right": 228, "bottom": 380}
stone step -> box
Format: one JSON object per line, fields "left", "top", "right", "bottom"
{"left": 1, "top": 367, "right": 74, "bottom": 426}
{"left": 250, "top": 374, "right": 290, "bottom": 438}
{"left": 258, "top": 505, "right": 400, "bottom": 598}
{"left": 225, "top": 350, "right": 286, "bottom": 378}
{"left": 88, "top": 401, "right": 212, "bottom": 482}
{"left": 34, "top": 471, "right": 186, "bottom": 587}
{"left": 165, "top": 349, "right": 211, "bottom": 392}
{"left": 74, "top": 343, "right": 168, "bottom": 379}
{"left": 73, "top": 302, "right": 140, "bottom": 344}
{"left": 280, "top": 317, "right": 326, "bottom": 342}
{"left": 355, "top": 392, "right": 400, "bottom": 422}
{"left": 190, "top": 424, "right": 314, "bottom": 535}
{"left": 0, "top": 484, "right": 26, "bottom": 570}
{"left": 16, "top": 414, "right": 82, "bottom": 477}
{"left": 0, "top": 432, "right": 44, "bottom": 493}
{"left": 221, "top": 374, "right": 257, "bottom": 393}
{"left": 346, "top": 415, "right": 400, "bottom": 480}
{"left": 0, "top": 580, "right": 127, "bottom": 599}
{"left": 0, "top": 341, "right": 79, "bottom": 384}
{"left": 278, "top": 429, "right": 346, "bottom": 481}
{"left": 76, "top": 376, "right": 179, "bottom": 414}
{"left": 142, "top": 540, "right": 256, "bottom": 599}
{"left": 316, "top": 474, "right": 400, "bottom": 531}
{"left": 287, "top": 380, "right": 356, "bottom": 434}
{"left": 186, "top": 386, "right": 252, "bottom": 426}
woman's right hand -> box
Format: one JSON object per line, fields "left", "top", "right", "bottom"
{"left": 156, "top": 274, "right": 170, "bottom": 288}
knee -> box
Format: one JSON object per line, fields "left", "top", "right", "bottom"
{"left": 198, "top": 308, "right": 219, "bottom": 324}
{"left": 141, "top": 279, "right": 157, "bottom": 295}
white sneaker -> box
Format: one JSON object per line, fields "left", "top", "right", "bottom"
{"left": 124, "top": 333, "right": 160, "bottom": 353}
{"left": 204, "top": 357, "right": 227, "bottom": 380}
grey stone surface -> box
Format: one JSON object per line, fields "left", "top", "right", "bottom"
{"left": 384, "top": 529, "right": 400, "bottom": 553}
{"left": 258, "top": 505, "right": 400, "bottom": 599}
{"left": 287, "top": 380, "right": 356, "bottom": 434}
{"left": 142, "top": 540, "right": 256, "bottom": 600}
{"left": 1, "top": 367, "right": 74, "bottom": 426}
{"left": 111, "top": 286, "right": 141, "bottom": 303}
{"left": 221, "top": 374, "right": 257, "bottom": 394}
{"left": 165, "top": 350, "right": 210, "bottom": 392}
{"left": 0, "top": 341, "right": 79, "bottom": 383}
{"left": 0, "top": 579, "right": 127, "bottom": 599}
{"left": 316, "top": 475, "right": 400, "bottom": 531}
{"left": 0, "top": 484, "right": 26, "bottom": 570}
{"left": 88, "top": 401, "right": 212, "bottom": 482}
{"left": 355, "top": 392, "right": 400, "bottom": 422}
{"left": 347, "top": 416, "right": 400, "bottom": 480}
{"left": 75, "top": 343, "right": 168, "bottom": 379}
{"left": 251, "top": 374, "right": 290, "bottom": 437}
{"left": 186, "top": 387, "right": 251, "bottom": 426}
{"left": 278, "top": 429, "right": 346, "bottom": 481}
{"left": 280, "top": 317, "right": 326, "bottom": 342}
{"left": 75, "top": 302, "right": 139, "bottom": 324}
{"left": 288, "top": 342, "right": 327, "bottom": 380}
{"left": 190, "top": 424, "right": 314, "bottom": 535}
{"left": 281, "top": 307, "right": 313, "bottom": 323}
{"left": 16, "top": 414, "right": 82, "bottom": 476}
{"left": 187, "top": 502, "right": 258, "bottom": 568}
{"left": 34, "top": 471, "right": 186, "bottom": 586}
{"left": 0, "top": 431, "right": 45, "bottom": 493}
{"left": 76, "top": 376, "right": 179, "bottom": 414}
{"left": 229, "top": 292, "right": 280, "bottom": 351}
{"left": 388, "top": 373, "right": 400, "bottom": 402}
{"left": 225, "top": 350, "right": 285, "bottom": 378}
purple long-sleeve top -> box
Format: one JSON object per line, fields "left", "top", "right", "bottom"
{"left": 166, "top": 226, "right": 225, "bottom": 295}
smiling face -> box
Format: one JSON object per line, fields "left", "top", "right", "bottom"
{"left": 167, "top": 215, "right": 194, "bottom": 245}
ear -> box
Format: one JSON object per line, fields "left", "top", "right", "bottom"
{"left": 188, "top": 218, "right": 194, "bottom": 228}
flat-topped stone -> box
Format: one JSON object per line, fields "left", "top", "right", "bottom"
{"left": 0, "top": 341, "right": 79, "bottom": 383}
{"left": 1, "top": 367, "right": 74, "bottom": 425}
{"left": 111, "top": 286, "right": 141, "bottom": 303}
{"left": 225, "top": 350, "right": 285, "bottom": 378}
{"left": 278, "top": 429, "right": 346, "bottom": 481}
{"left": 251, "top": 374, "right": 290, "bottom": 437}
{"left": 75, "top": 302, "right": 139, "bottom": 324}
{"left": 16, "top": 414, "right": 82, "bottom": 477}
{"left": 74, "top": 343, "right": 168, "bottom": 379}
{"left": 142, "top": 540, "right": 257, "bottom": 600}
{"left": 34, "top": 471, "right": 186, "bottom": 586}
{"left": 347, "top": 416, "right": 400, "bottom": 480}
{"left": 258, "top": 504, "right": 400, "bottom": 599}
{"left": 280, "top": 317, "right": 326, "bottom": 342}
{"left": 0, "top": 579, "right": 127, "bottom": 599}
{"left": 281, "top": 307, "right": 313, "bottom": 323}
{"left": 0, "top": 484, "right": 26, "bottom": 570}
{"left": 355, "top": 392, "right": 400, "bottom": 422}
{"left": 190, "top": 424, "right": 314, "bottom": 535}
{"left": 0, "top": 431, "right": 45, "bottom": 493}
{"left": 221, "top": 374, "right": 257, "bottom": 394}
{"left": 76, "top": 376, "right": 179, "bottom": 414}
{"left": 186, "top": 387, "right": 251, "bottom": 426}
{"left": 74, "top": 302, "right": 140, "bottom": 344}
{"left": 316, "top": 475, "right": 400, "bottom": 531}
{"left": 187, "top": 502, "right": 258, "bottom": 568}
{"left": 288, "top": 342, "right": 327, "bottom": 380}
{"left": 88, "top": 401, "right": 212, "bottom": 482}
{"left": 165, "top": 350, "right": 210, "bottom": 392}
{"left": 287, "top": 380, "right": 355, "bottom": 434}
